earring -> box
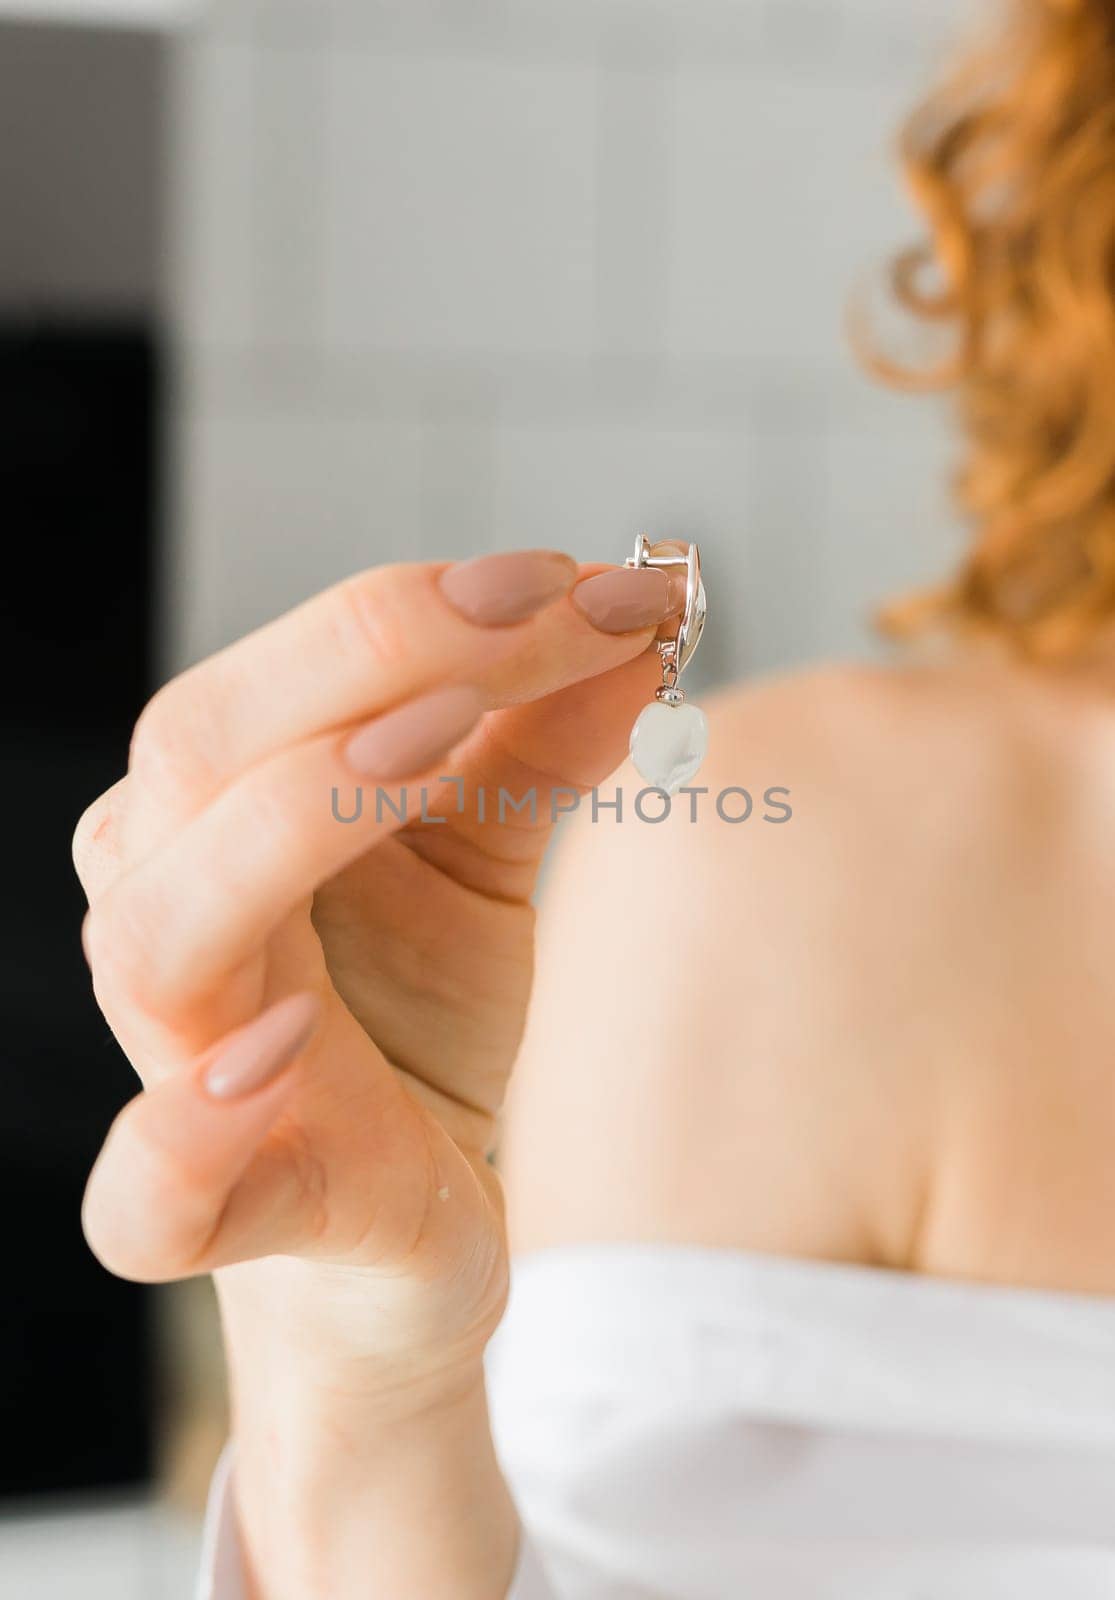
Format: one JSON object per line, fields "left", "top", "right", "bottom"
{"left": 626, "top": 535, "right": 709, "bottom": 796}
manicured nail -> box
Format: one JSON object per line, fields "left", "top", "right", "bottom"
{"left": 344, "top": 685, "right": 484, "bottom": 778}
{"left": 440, "top": 549, "right": 577, "bottom": 626}
{"left": 204, "top": 992, "right": 320, "bottom": 1101}
{"left": 571, "top": 567, "right": 677, "bottom": 633}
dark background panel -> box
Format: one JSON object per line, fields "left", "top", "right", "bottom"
{"left": 0, "top": 19, "right": 166, "bottom": 1502}
{"left": 0, "top": 323, "right": 157, "bottom": 1500}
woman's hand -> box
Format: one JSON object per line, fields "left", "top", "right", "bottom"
{"left": 74, "top": 548, "right": 678, "bottom": 1388}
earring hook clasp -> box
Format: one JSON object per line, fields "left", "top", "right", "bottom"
{"left": 624, "top": 534, "right": 707, "bottom": 679}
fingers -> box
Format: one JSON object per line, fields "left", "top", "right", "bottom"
{"left": 82, "top": 992, "right": 321, "bottom": 1282}
{"left": 401, "top": 651, "right": 663, "bottom": 898}
{"left": 83, "top": 598, "right": 674, "bottom": 1026}
{"left": 84, "top": 697, "right": 487, "bottom": 1021}
{"left": 72, "top": 778, "right": 128, "bottom": 900}
{"left": 78, "top": 551, "right": 684, "bottom": 909}
{"left": 123, "top": 552, "right": 680, "bottom": 856}
{"left": 83, "top": 991, "right": 489, "bottom": 1284}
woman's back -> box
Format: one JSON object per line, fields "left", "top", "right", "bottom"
{"left": 488, "top": 648, "right": 1115, "bottom": 1594}
{"left": 504, "top": 648, "right": 1115, "bottom": 1298}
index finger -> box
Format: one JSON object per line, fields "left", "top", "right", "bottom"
{"left": 124, "top": 550, "right": 677, "bottom": 853}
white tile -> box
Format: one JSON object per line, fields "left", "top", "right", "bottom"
{"left": 492, "top": 416, "right": 748, "bottom": 562}
{"left": 814, "top": 392, "right": 959, "bottom": 657}
{"left": 169, "top": 31, "right": 256, "bottom": 350}
{"left": 666, "top": 62, "right": 921, "bottom": 374}
{"left": 250, "top": 40, "right": 329, "bottom": 347}
{"left": 167, "top": 0, "right": 972, "bottom": 688}
{"left": 173, "top": 403, "right": 426, "bottom": 667}
{"left": 595, "top": 63, "right": 672, "bottom": 356}
{"left": 419, "top": 417, "right": 499, "bottom": 561}
{"left": 310, "top": 0, "right": 958, "bottom": 69}
{"left": 739, "top": 419, "right": 830, "bottom": 674}
{"left": 321, "top": 52, "right": 599, "bottom": 358}
{"left": 491, "top": 417, "right": 750, "bottom": 684}
{"left": 170, "top": 31, "right": 328, "bottom": 351}
{"left": 320, "top": 0, "right": 599, "bottom": 56}
{"left": 183, "top": 0, "right": 252, "bottom": 37}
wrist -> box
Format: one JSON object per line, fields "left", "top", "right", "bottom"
{"left": 228, "top": 1356, "right": 517, "bottom": 1600}
{"left": 230, "top": 1349, "right": 491, "bottom": 1484}
{"left": 214, "top": 1248, "right": 506, "bottom": 1406}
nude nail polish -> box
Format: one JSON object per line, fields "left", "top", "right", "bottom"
{"left": 204, "top": 992, "right": 320, "bottom": 1100}
{"left": 344, "top": 685, "right": 485, "bottom": 778}
{"left": 440, "top": 549, "right": 577, "bottom": 626}
{"left": 571, "top": 567, "right": 676, "bottom": 634}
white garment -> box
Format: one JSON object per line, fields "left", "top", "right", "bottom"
{"left": 199, "top": 1244, "right": 1115, "bottom": 1598}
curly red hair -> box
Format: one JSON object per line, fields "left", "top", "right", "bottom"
{"left": 876, "top": 0, "right": 1115, "bottom": 656}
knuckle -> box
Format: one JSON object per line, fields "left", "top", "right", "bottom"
{"left": 128, "top": 676, "right": 222, "bottom": 803}
{"left": 72, "top": 796, "right": 108, "bottom": 882}
{"left": 332, "top": 567, "right": 416, "bottom": 677}
{"left": 128, "top": 689, "right": 176, "bottom": 780}
{"left": 72, "top": 779, "right": 129, "bottom": 894}
{"left": 239, "top": 775, "right": 300, "bottom": 855}
{"left": 82, "top": 891, "right": 161, "bottom": 1009}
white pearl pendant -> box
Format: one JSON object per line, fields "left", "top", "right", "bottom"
{"left": 629, "top": 699, "right": 709, "bottom": 796}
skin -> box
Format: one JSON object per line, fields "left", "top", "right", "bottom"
{"left": 75, "top": 552, "right": 678, "bottom": 1599}
{"left": 506, "top": 644, "right": 1115, "bottom": 1297}
{"left": 75, "top": 556, "right": 1115, "bottom": 1597}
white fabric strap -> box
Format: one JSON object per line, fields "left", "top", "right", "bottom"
{"left": 195, "top": 1446, "right": 241, "bottom": 1600}
{"left": 195, "top": 1443, "right": 556, "bottom": 1600}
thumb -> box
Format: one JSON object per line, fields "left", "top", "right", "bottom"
{"left": 490, "top": 647, "right": 664, "bottom": 792}
{"left": 404, "top": 650, "right": 663, "bottom": 895}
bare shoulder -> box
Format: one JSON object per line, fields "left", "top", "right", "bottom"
{"left": 697, "top": 652, "right": 1058, "bottom": 820}
{"left": 617, "top": 649, "right": 1108, "bottom": 929}
{"left": 529, "top": 653, "right": 1048, "bottom": 954}
{"left": 503, "top": 652, "right": 1115, "bottom": 1292}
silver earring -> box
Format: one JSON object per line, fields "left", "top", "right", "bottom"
{"left": 625, "top": 536, "right": 708, "bottom": 796}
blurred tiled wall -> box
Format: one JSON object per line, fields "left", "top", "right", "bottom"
{"left": 168, "top": 0, "right": 971, "bottom": 684}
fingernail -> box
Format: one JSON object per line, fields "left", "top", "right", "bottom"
{"left": 204, "top": 992, "right": 321, "bottom": 1101}
{"left": 571, "top": 567, "right": 676, "bottom": 634}
{"left": 343, "top": 685, "right": 484, "bottom": 778}
{"left": 440, "top": 549, "right": 577, "bottom": 627}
